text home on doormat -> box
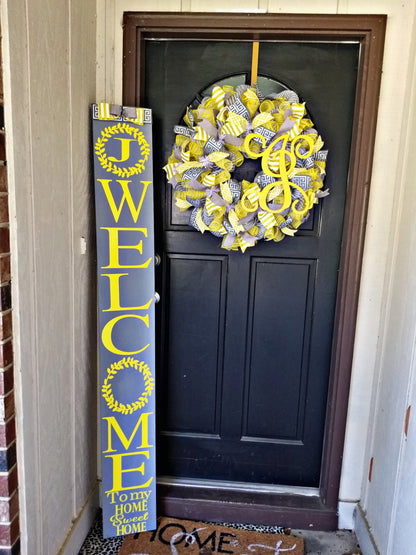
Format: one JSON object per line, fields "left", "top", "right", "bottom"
{"left": 120, "top": 517, "right": 304, "bottom": 554}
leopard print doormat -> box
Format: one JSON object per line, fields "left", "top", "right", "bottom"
{"left": 119, "top": 516, "right": 304, "bottom": 554}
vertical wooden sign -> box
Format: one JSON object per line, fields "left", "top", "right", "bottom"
{"left": 92, "top": 103, "right": 156, "bottom": 538}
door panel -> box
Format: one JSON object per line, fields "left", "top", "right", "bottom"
{"left": 244, "top": 258, "right": 316, "bottom": 441}
{"left": 163, "top": 254, "right": 227, "bottom": 435}
{"left": 144, "top": 39, "right": 359, "bottom": 486}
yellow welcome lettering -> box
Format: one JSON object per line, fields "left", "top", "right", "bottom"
{"left": 99, "top": 179, "right": 151, "bottom": 223}
{"left": 103, "top": 413, "right": 153, "bottom": 452}
{"left": 101, "top": 274, "right": 153, "bottom": 312}
{"left": 105, "top": 450, "right": 153, "bottom": 493}
{"left": 100, "top": 227, "right": 151, "bottom": 269}
{"left": 102, "top": 314, "right": 150, "bottom": 355}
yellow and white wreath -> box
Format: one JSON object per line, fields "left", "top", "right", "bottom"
{"left": 163, "top": 83, "right": 328, "bottom": 252}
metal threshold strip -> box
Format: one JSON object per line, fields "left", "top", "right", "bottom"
{"left": 157, "top": 476, "right": 320, "bottom": 498}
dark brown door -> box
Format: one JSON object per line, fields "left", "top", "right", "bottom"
{"left": 143, "top": 40, "right": 359, "bottom": 487}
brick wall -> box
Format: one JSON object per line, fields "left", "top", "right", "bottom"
{"left": 0, "top": 24, "right": 19, "bottom": 555}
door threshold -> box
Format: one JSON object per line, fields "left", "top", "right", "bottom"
{"left": 157, "top": 476, "right": 319, "bottom": 498}
{"left": 157, "top": 478, "right": 337, "bottom": 531}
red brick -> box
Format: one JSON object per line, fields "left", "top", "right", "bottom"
{"left": 1, "top": 393, "right": 14, "bottom": 421}
{"left": 0, "top": 341, "right": 12, "bottom": 369}
{"left": 0, "top": 167, "right": 7, "bottom": 194}
{"left": 0, "top": 135, "right": 5, "bottom": 163}
{"left": 0, "top": 392, "right": 14, "bottom": 421}
{"left": 0, "top": 285, "right": 10, "bottom": 312}
{"left": 0, "top": 257, "right": 10, "bottom": 285}
{"left": 0, "top": 515, "right": 19, "bottom": 547}
{"left": 0, "top": 466, "right": 17, "bottom": 498}
{"left": 0, "top": 367, "right": 13, "bottom": 397}
{"left": 0, "top": 197, "right": 8, "bottom": 225}
{"left": 0, "top": 228, "right": 8, "bottom": 255}
{"left": 2, "top": 369, "right": 13, "bottom": 397}
{"left": 0, "top": 492, "right": 18, "bottom": 524}
{"left": 0, "top": 313, "right": 11, "bottom": 342}
{"left": 0, "top": 420, "right": 15, "bottom": 448}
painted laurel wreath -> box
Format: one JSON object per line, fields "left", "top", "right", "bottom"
{"left": 95, "top": 122, "right": 150, "bottom": 178}
{"left": 102, "top": 357, "right": 154, "bottom": 416}
{"left": 163, "top": 83, "right": 328, "bottom": 252}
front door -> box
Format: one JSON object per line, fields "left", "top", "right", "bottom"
{"left": 143, "top": 39, "right": 359, "bottom": 488}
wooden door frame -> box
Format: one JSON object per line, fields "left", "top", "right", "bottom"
{"left": 122, "top": 12, "right": 386, "bottom": 530}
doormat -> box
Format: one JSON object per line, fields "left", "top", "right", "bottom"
{"left": 119, "top": 516, "right": 304, "bottom": 554}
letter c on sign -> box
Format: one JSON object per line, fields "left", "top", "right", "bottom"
{"left": 101, "top": 314, "right": 150, "bottom": 355}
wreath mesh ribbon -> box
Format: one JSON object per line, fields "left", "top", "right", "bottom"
{"left": 163, "top": 84, "right": 328, "bottom": 252}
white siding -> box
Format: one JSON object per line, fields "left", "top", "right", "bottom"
{"left": 2, "top": 0, "right": 97, "bottom": 553}
{"left": 360, "top": 14, "right": 416, "bottom": 552}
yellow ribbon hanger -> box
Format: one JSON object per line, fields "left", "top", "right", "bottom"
{"left": 251, "top": 41, "right": 259, "bottom": 85}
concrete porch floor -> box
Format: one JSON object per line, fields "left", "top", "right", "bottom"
{"left": 79, "top": 513, "right": 361, "bottom": 554}
{"left": 292, "top": 529, "right": 360, "bottom": 554}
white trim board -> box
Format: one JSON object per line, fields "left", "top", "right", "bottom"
{"left": 354, "top": 504, "right": 380, "bottom": 555}
{"left": 59, "top": 486, "right": 99, "bottom": 555}
{"left": 338, "top": 501, "right": 356, "bottom": 530}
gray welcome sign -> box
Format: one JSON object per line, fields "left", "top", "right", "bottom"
{"left": 92, "top": 103, "right": 156, "bottom": 538}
